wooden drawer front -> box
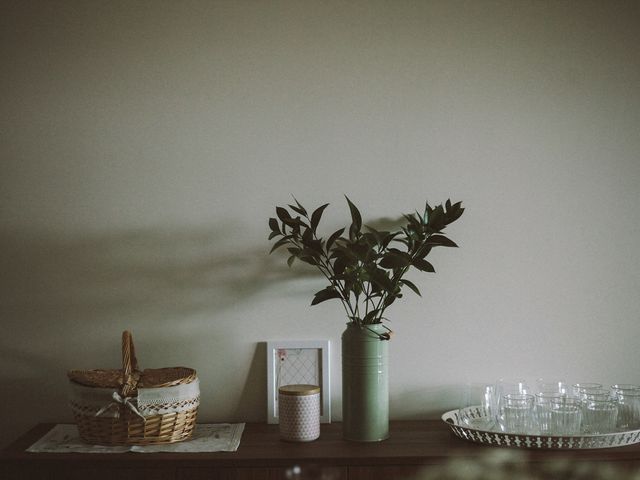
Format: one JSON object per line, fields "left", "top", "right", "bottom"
{"left": 178, "top": 466, "right": 347, "bottom": 480}
{"left": 349, "top": 466, "right": 425, "bottom": 480}
{"left": 268, "top": 466, "right": 347, "bottom": 480}
{"left": 178, "top": 468, "right": 268, "bottom": 480}
{"left": 2, "top": 465, "right": 176, "bottom": 480}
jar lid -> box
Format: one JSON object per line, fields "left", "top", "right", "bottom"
{"left": 278, "top": 384, "right": 320, "bottom": 396}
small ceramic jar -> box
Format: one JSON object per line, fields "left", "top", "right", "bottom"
{"left": 278, "top": 384, "right": 321, "bottom": 442}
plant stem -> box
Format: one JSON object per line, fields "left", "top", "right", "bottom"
{"left": 305, "top": 232, "right": 358, "bottom": 322}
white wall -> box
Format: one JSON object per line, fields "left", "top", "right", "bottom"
{"left": 1, "top": 0, "right": 639, "bottom": 446}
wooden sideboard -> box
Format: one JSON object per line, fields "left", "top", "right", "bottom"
{"left": 3, "top": 421, "right": 640, "bottom": 479}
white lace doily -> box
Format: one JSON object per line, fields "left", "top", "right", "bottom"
{"left": 27, "top": 423, "right": 245, "bottom": 453}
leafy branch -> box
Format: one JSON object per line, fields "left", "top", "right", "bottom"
{"left": 268, "top": 196, "right": 464, "bottom": 327}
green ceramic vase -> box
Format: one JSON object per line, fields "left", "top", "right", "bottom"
{"left": 341, "top": 322, "right": 389, "bottom": 442}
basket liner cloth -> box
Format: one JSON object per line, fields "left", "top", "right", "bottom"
{"left": 69, "top": 378, "right": 200, "bottom": 418}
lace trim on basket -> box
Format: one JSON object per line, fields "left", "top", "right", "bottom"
{"left": 69, "top": 378, "right": 200, "bottom": 418}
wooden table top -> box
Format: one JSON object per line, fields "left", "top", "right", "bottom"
{"left": 3, "top": 420, "right": 640, "bottom": 468}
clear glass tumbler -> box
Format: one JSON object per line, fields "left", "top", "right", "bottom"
{"left": 535, "top": 392, "right": 561, "bottom": 435}
{"left": 536, "top": 378, "right": 569, "bottom": 395}
{"left": 496, "top": 379, "right": 531, "bottom": 432}
{"left": 611, "top": 385, "right": 640, "bottom": 431}
{"left": 550, "top": 396, "right": 582, "bottom": 435}
{"left": 502, "top": 393, "right": 535, "bottom": 434}
{"left": 582, "top": 399, "right": 618, "bottom": 434}
{"left": 573, "top": 383, "right": 604, "bottom": 399}
{"left": 580, "top": 388, "right": 612, "bottom": 402}
{"left": 460, "top": 382, "right": 498, "bottom": 430}
{"left": 610, "top": 384, "right": 640, "bottom": 394}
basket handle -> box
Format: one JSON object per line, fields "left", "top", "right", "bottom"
{"left": 121, "top": 330, "right": 141, "bottom": 397}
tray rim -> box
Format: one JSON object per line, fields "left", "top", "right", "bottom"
{"left": 442, "top": 406, "right": 640, "bottom": 450}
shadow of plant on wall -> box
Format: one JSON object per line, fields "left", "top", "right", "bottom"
{"left": 0, "top": 215, "right": 415, "bottom": 445}
{"left": 1, "top": 226, "right": 316, "bottom": 328}
{"left": 0, "top": 225, "right": 317, "bottom": 446}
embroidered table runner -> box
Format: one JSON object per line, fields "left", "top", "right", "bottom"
{"left": 27, "top": 423, "right": 245, "bottom": 453}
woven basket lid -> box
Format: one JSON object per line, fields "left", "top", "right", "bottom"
{"left": 68, "top": 367, "right": 197, "bottom": 389}
{"left": 279, "top": 384, "right": 321, "bottom": 396}
{"left": 68, "top": 331, "right": 197, "bottom": 392}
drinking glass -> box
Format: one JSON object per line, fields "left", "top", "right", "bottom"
{"left": 582, "top": 399, "right": 618, "bottom": 434}
{"left": 535, "top": 392, "right": 561, "bottom": 435}
{"left": 459, "top": 383, "right": 498, "bottom": 430}
{"left": 611, "top": 385, "right": 640, "bottom": 431}
{"left": 502, "top": 394, "right": 535, "bottom": 434}
{"left": 580, "top": 388, "right": 612, "bottom": 401}
{"left": 496, "top": 379, "right": 531, "bottom": 432}
{"left": 610, "top": 384, "right": 640, "bottom": 394}
{"left": 536, "top": 378, "right": 569, "bottom": 395}
{"left": 572, "top": 383, "right": 603, "bottom": 398}
{"left": 550, "top": 396, "right": 582, "bottom": 435}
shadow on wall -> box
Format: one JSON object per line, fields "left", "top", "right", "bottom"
{"left": 390, "top": 385, "right": 462, "bottom": 421}
{"left": 233, "top": 342, "right": 268, "bottom": 421}
{"left": 0, "top": 226, "right": 314, "bottom": 329}
{"left": 0, "top": 226, "right": 313, "bottom": 446}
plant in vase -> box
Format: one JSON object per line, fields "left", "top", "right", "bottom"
{"left": 268, "top": 196, "right": 463, "bottom": 441}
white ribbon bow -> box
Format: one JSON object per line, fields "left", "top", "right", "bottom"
{"left": 95, "top": 391, "right": 146, "bottom": 422}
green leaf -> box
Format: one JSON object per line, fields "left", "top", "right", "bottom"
{"left": 415, "top": 244, "right": 432, "bottom": 259}
{"left": 292, "top": 197, "right": 308, "bottom": 216}
{"left": 428, "top": 205, "right": 445, "bottom": 231}
{"left": 289, "top": 203, "right": 307, "bottom": 217}
{"left": 426, "top": 234, "right": 458, "bottom": 248}
{"left": 383, "top": 294, "right": 397, "bottom": 307}
{"left": 364, "top": 225, "right": 385, "bottom": 245}
{"left": 301, "top": 247, "right": 321, "bottom": 260}
{"left": 308, "top": 239, "right": 324, "bottom": 255}
{"left": 333, "top": 254, "right": 352, "bottom": 275}
{"left": 288, "top": 197, "right": 308, "bottom": 217}
{"left": 269, "top": 217, "right": 280, "bottom": 233}
{"left": 326, "top": 227, "right": 345, "bottom": 251}
{"left": 400, "top": 279, "right": 422, "bottom": 296}
{"left": 311, "top": 287, "right": 342, "bottom": 306}
{"left": 345, "top": 196, "right": 362, "bottom": 240}
{"left": 331, "top": 243, "right": 357, "bottom": 260}
{"left": 370, "top": 268, "right": 393, "bottom": 291}
{"left": 381, "top": 231, "right": 400, "bottom": 248}
{"left": 363, "top": 309, "right": 380, "bottom": 324}
{"left": 268, "top": 231, "right": 280, "bottom": 240}
{"left": 413, "top": 258, "right": 435, "bottom": 272}
{"left": 364, "top": 227, "right": 395, "bottom": 249}
{"left": 300, "top": 255, "right": 318, "bottom": 266}
{"left": 310, "top": 203, "right": 329, "bottom": 233}
{"left": 276, "top": 206, "right": 291, "bottom": 222}
{"left": 280, "top": 215, "right": 301, "bottom": 228}
{"left": 351, "top": 240, "right": 370, "bottom": 261}
{"left": 445, "top": 202, "right": 464, "bottom": 224}
{"left": 269, "top": 236, "right": 292, "bottom": 254}
{"left": 362, "top": 232, "right": 377, "bottom": 248}
{"left": 302, "top": 227, "right": 313, "bottom": 244}
{"left": 422, "top": 201, "right": 431, "bottom": 223}
{"left": 379, "top": 251, "right": 412, "bottom": 269}
{"left": 403, "top": 213, "right": 421, "bottom": 229}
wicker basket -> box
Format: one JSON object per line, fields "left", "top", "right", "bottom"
{"left": 68, "top": 330, "right": 199, "bottom": 445}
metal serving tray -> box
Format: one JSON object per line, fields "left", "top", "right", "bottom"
{"left": 442, "top": 406, "right": 640, "bottom": 449}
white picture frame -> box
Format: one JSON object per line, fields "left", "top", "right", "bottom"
{"left": 266, "top": 340, "right": 330, "bottom": 424}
